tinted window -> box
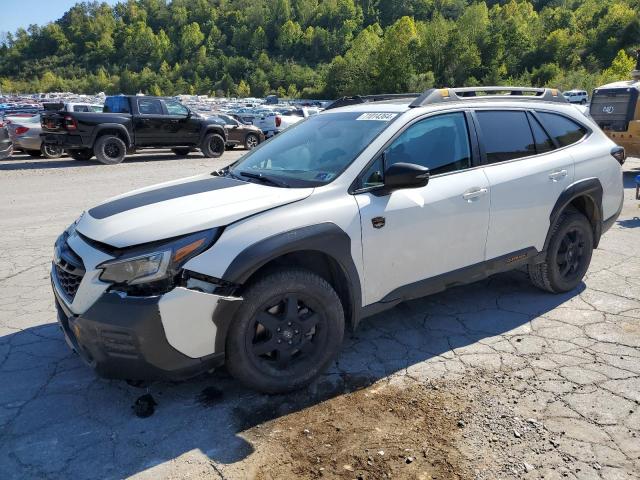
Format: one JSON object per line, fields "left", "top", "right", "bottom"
{"left": 476, "top": 111, "right": 535, "bottom": 163}
{"left": 385, "top": 112, "right": 471, "bottom": 176}
{"left": 165, "top": 100, "right": 189, "bottom": 116}
{"left": 138, "top": 99, "right": 163, "bottom": 115}
{"left": 527, "top": 113, "right": 555, "bottom": 154}
{"left": 537, "top": 112, "right": 587, "bottom": 147}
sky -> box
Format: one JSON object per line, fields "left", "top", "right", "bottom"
{"left": 0, "top": 0, "right": 119, "bottom": 35}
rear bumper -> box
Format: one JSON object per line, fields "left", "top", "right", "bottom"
{"left": 53, "top": 283, "right": 226, "bottom": 381}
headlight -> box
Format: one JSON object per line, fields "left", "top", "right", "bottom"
{"left": 98, "top": 229, "right": 217, "bottom": 286}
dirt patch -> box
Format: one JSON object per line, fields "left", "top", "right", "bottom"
{"left": 237, "top": 380, "right": 472, "bottom": 479}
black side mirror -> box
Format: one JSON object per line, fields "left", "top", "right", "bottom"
{"left": 384, "top": 162, "right": 430, "bottom": 191}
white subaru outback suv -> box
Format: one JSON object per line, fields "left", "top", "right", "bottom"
{"left": 51, "top": 87, "right": 625, "bottom": 393}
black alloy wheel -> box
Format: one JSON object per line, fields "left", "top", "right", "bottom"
{"left": 555, "top": 227, "right": 587, "bottom": 282}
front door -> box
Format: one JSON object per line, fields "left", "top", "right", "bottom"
{"left": 163, "top": 100, "right": 201, "bottom": 145}
{"left": 355, "top": 112, "right": 491, "bottom": 305}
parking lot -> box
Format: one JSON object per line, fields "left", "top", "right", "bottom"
{"left": 0, "top": 150, "right": 639, "bottom": 479}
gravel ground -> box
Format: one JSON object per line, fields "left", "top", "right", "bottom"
{"left": 0, "top": 150, "right": 639, "bottom": 480}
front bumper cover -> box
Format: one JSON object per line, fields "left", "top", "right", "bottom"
{"left": 52, "top": 282, "right": 236, "bottom": 381}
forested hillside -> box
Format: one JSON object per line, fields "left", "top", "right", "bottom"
{"left": 0, "top": 0, "right": 638, "bottom": 97}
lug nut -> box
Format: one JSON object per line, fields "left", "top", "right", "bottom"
{"left": 277, "top": 339, "right": 282, "bottom": 344}
{"left": 288, "top": 341, "right": 292, "bottom": 345}
{"left": 287, "top": 322, "right": 292, "bottom": 326}
{"left": 277, "top": 327, "right": 281, "bottom": 332}
{"left": 294, "top": 330, "right": 299, "bottom": 334}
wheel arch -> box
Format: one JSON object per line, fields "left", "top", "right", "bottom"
{"left": 200, "top": 125, "right": 226, "bottom": 143}
{"left": 92, "top": 124, "right": 132, "bottom": 148}
{"left": 221, "top": 223, "right": 362, "bottom": 331}
{"left": 544, "top": 178, "right": 603, "bottom": 252}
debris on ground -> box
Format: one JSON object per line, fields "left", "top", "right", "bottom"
{"left": 132, "top": 393, "right": 157, "bottom": 418}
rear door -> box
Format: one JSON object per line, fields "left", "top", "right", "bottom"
{"left": 476, "top": 109, "right": 575, "bottom": 259}
{"left": 133, "top": 98, "right": 165, "bottom": 146}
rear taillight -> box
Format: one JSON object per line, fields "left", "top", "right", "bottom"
{"left": 64, "top": 115, "right": 77, "bottom": 131}
{"left": 15, "top": 126, "right": 29, "bottom": 135}
{"left": 611, "top": 146, "right": 626, "bottom": 165}
{"left": 275, "top": 115, "right": 282, "bottom": 128}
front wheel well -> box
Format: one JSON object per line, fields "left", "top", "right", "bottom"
{"left": 239, "top": 250, "right": 354, "bottom": 329}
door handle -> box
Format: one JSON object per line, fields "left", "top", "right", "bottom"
{"left": 549, "top": 169, "right": 568, "bottom": 181}
{"left": 462, "top": 187, "right": 488, "bottom": 202}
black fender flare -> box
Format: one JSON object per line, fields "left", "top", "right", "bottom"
{"left": 221, "top": 222, "right": 363, "bottom": 328}
{"left": 543, "top": 177, "right": 603, "bottom": 253}
{"left": 199, "top": 125, "right": 226, "bottom": 145}
{"left": 91, "top": 124, "right": 132, "bottom": 148}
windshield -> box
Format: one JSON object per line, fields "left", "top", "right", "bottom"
{"left": 229, "top": 111, "right": 397, "bottom": 187}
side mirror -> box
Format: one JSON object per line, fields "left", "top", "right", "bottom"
{"left": 384, "top": 162, "right": 430, "bottom": 191}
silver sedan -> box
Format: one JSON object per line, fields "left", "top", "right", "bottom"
{"left": 6, "top": 114, "right": 64, "bottom": 158}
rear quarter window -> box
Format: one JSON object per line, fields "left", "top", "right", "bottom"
{"left": 537, "top": 112, "right": 587, "bottom": 147}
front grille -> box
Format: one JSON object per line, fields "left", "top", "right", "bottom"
{"left": 54, "top": 264, "right": 83, "bottom": 301}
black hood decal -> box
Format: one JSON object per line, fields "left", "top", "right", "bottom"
{"left": 89, "top": 177, "right": 241, "bottom": 219}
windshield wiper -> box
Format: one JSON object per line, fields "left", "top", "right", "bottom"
{"left": 239, "top": 171, "right": 290, "bottom": 188}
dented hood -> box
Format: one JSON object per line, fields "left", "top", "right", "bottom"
{"left": 76, "top": 174, "right": 312, "bottom": 247}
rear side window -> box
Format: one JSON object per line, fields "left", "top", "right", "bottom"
{"left": 476, "top": 111, "right": 535, "bottom": 163}
{"left": 527, "top": 113, "right": 555, "bottom": 154}
{"left": 138, "top": 99, "right": 163, "bottom": 115}
{"left": 537, "top": 112, "right": 587, "bottom": 147}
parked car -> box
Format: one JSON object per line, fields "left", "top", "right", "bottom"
{"left": 40, "top": 95, "right": 227, "bottom": 164}
{"left": 0, "top": 120, "right": 12, "bottom": 159}
{"left": 50, "top": 86, "right": 623, "bottom": 393}
{"left": 6, "top": 114, "right": 64, "bottom": 158}
{"left": 562, "top": 90, "right": 589, "bottom": 104}
{"left": 275, "top": 107, "right": 310, "bottom": 134}
{"left": 212, "top": 113, "right": 264, "bottom": 150}
{"left": 44, "top": 102, "right": 104, "bottom": 113}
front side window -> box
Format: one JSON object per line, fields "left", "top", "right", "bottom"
{"left": 476, "top": 110, "right": 535, "bottom": 163}
{"left": 537, "top": 112, "right": 587, "bottom": 147}
{"left": 229, "top": 111, "right": 397, "bottom": 187}
{"left": 385, "top": 112, "right": 471, "bottom": 175}
{"left": 165, "top": 100, "right": 189, "bottom": 116}
{"left": 138, "top": 99, "right": 163, "bottom": 115}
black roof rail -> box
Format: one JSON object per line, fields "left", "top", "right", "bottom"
{"left": 325, "top": 93, "right": 420, "bottom": 110}
{"left": 409, "top": 86, "right": 567, "bottom": 108}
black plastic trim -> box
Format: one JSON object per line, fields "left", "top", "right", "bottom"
{"left": 221, "top": 222, "right": 362, "bottom": 327}
{"left": 544, "top": 178, "right": 603, "bottom": 251}
{"left": 91, "top": 123, "right": 133, "bottom": 148}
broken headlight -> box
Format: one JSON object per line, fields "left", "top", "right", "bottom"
{"left": 98, "top": 229, "right": 218, "bottom": 287}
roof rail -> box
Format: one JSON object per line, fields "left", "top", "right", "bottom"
{"left": 409, "top": 86, "right": 567, "bottom": 108}
{"left": 325, "top": 93, "right": 420, "bottom": 110}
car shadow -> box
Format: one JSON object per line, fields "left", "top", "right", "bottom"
{"left": 0, "top": 151, "right": 218, "bottom": 171}
{"left": 0, "top": 269, "right": 585, "bottom": 479}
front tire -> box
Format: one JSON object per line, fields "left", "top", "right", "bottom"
{"left": 94, "top": 135, "right": 126, "bottom": 165}
{"left": 200, "top": 133, "right": 225, "bottom": 158}
{"left": 529, "top": 211, "right": 594, "bottom": 293}
{"left": 226, "top": 269, "right": 345, "bottom": 393}
{"left": 41, "top": 143, "right": 63, "bottom": 159}
{"left": 244, "top": 133, "right": 260, "bottom": 150}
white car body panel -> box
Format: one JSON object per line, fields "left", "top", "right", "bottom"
{"left": 76, "top": 173, "right": 313, "bottom": 247}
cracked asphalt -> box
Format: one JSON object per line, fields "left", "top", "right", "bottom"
{"left": 0, "top": 150, "right": 639, "bottom": 479}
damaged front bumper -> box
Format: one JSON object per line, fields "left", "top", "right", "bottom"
{"left": 52, "top": 264, "right": 242, "bottom": 381}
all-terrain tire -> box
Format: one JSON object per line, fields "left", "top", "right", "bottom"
{"left": 200, "top": 133, "right": 225, "bottom": 158}
{"left": 226, "top": 269, "right": 345, "bottom": 394}
{"left": 528, "top": 211, "right": 594, "bottom": 293}
{"left": 69, "top": 149, "right": 94, "bottom": 161}
{"left": 94, "top": 135, "right": 127, "bottom": 165}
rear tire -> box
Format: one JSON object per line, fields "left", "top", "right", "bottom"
{"left": 226, "top": 269, "right": 345, "bottom": 394}
{"left": 172, "top": 148, "right": 191, "bottom": 156}
{"left": 200, "top": 133, "right": 225, "bottom": 158}
{"left": 69, "top": 149, "right": 93, "bottom": 161}
{"left": 94, "top": 135, "right": 126, "bottom": 165}
{"left": 244, "top": 133, "right": 260, "bottom": 150}
{"left": 41, "top": 143, "right": 63, "bottom": 159}
{"left": 528, "top": 211, "right": 594, "bottom": 293}
{"left": 26, "top": 150, "right": 42, "bottom": 158}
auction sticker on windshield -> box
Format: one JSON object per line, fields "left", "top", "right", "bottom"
{"left": 356, "top": 113, "right": 397, "bottom": 121}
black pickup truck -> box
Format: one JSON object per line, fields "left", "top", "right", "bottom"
{"left": 41, "top": 95, "right": 227, "bottom": 164}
